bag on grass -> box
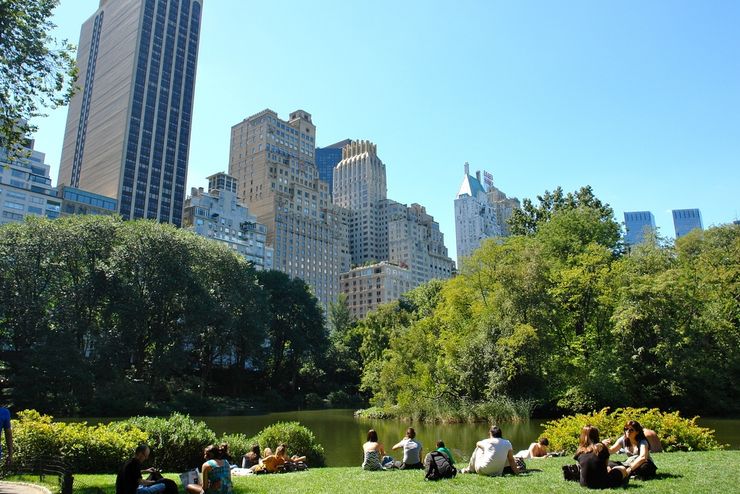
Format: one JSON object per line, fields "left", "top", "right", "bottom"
{"left": 179, "top": 469, "right": 199, "bottom": 489}
{"left": 562, "top": 463, "right": 580, "bottom": 482}
{"left": 423, "top": 451, "right": 456, "bottom": 480}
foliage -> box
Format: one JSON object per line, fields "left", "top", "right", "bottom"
{"left": 0, "top": 215, "right": 331, "bottom": 414}
{"left": 114, "top": 414, "right": 217, "bottom": 472}
{"left": 40, "top": 451, "right": 740, "bottom": 494}
{"left": 251, "top": 421, "right": 326, "bottom": 467}
{"left": 355, "top": 397, "right": 535, "bottom": 424}
{"left": 219, "top": 433, "right": 254, "bottom": 464}
{"left": 355, "top": 185, "right": 740, "bottom": 417}
{"left": 0, "top": 0, "right": 77, "bottom": 155}
{"left": 541, "top": 407, "right": 724, "bottom": 453}
{"left": 11, "top": 410, "right": 148, "bottom": 473}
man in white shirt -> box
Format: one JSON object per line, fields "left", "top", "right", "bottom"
{"left": 461, "top": 425, "right": 520, "bottom": 476}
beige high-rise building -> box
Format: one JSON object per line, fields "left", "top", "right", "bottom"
{"left": 333, "top": 140, "right": 388, "bottom": 266}
{"left": 340, "top": 261, "right": 413, "bottom": 319}
{"left": 228, "top": 109, "right": 350, "bottom": 307}
{"left": 58, "top": 0, "right": 203, "bottom": 226}
{"left": 386, "top": 200, "right": 456, "bottom": 286}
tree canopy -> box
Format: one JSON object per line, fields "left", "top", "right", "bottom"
{"left": 0, "top": 0, "right": 76, "bottom": 154}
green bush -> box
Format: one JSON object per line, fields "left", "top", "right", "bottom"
{"left": 252, "top": 422, "right": 325, "bottom": 467}
{"left": 115, "top": 413, "right": 217, "bottom": 471}
{"left": 354, "top": 397, "right": 534, "bottom": 424}
{"left": 541, "top": 407, "right": 724, "bottom": 453}
{"left": 304, "top": 392, "right": 326, "bottom": 409}
{"left": 220, "top": 433, "right": 254, "bottom": 464}
{"left": 12, "top": 410, "right": 148, "bottom": 473}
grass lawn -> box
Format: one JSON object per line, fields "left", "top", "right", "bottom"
{"left": 19, "top": 450, "right": 739, "bottom": 494}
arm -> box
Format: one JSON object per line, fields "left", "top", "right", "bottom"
{"left": 202, "top": 463, "right": 211, "bottom": 489}
{"left": 392, "top": 440, "right": 404, "bottom": 450}
{"left": 507, "top": 449, "right": 519, "bottom": 474}
{"left": 378, "top": 443, "right": 386, "bottom": 456}
{"left": 603, "top": 437, "right": 621, "bottom": 454}
{"left": 626, "top": 442, "right": 650, "bottom": 474}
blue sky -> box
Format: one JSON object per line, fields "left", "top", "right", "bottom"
{"left": 33, "top": 0, "right": 740, "bottom": 247}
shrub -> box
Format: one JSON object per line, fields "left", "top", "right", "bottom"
{"left": 541, "top": 407, "right": 724, "bottom": 453}
{"left": 220, "top": 433, "right": 254, "bottom": 464}
{"left": 303, "top": 392, "right": 326, "bottom": 409}
{"left": 115, "top": 413, "right": 217, "bottom": 471}
{"left": 252, "top": 422, "right": 325, "bottom": 467}
{"left": 12, "top": 410, "right": 148, "bottom": 473}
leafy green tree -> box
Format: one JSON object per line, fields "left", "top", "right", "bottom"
{"left": 0, "top": 0, "right": 76, "bottom": 154}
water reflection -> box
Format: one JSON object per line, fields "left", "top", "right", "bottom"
{"left": 196, "top": 409, "right": 545, "bottom": 467}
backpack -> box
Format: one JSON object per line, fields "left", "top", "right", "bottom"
{"left": 424, "top": 451, "right": 456, "bottom": 481}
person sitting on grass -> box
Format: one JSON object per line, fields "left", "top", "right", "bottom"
{"left": 436, "top": 440, "right": 455, "bottom": 465}
{"left": 116, "top": 444, "right": 177, "bottom": 494}
{"left": 362, "top": 429, "right": 389, "bottom": 471}
{"left": 186, "top": 443, "right": 233, "bottom": 494}
{"left": 392, "top": 427, "right": 424, "bottom": 469}
{"left": 250, "top": 444, "right": 286, "bottom": 473}
{"left": 603, "top": 420, "right": 657, "bottom": 479}
{"left": 460, "top": 425, "right": 520, "bottom": 476}
{"left": 515, "top": 437, "right": 549, "bottom": 459}
{"left": 241, "top": 444, "right": 261, "bottom": 469}
{"left": 572, "top": 425, "right": 628, "bottom": 489}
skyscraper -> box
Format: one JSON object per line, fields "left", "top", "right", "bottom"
{"left": 624, "top": 211, "right": 656, "bottom": 245}
{"left": 59, "top": 0, "right": 203, "bottom": 226}
{"left": 333, "top": 140, "right": 388, "bottom": 265}
{"left": 315, "top": 139, "right": 351, "bottom": 195}
{"left": 672, "top": 208, "right": 703, "bottom": 238}
{"left": 454, "top": 163, "right": 519, "bottom": 266}
{"left": 228, "top": 109, "right": 350, "bottom": 308}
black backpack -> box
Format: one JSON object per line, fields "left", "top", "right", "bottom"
{"left": 424, "top": 451, "right": 456, "bottom": 481}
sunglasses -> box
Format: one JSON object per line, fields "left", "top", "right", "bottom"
{"left": 624, "top": 428, "right": 635, "bottom": 433}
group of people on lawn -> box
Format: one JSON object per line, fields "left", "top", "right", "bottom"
{"left": 362, "top": 420, "right": 658, "bottom": 488}
{"left": 0, "top": 403, "right": 659, "bottom": 493}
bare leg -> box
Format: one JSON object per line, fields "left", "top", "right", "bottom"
{"left": 186, "top": 484, "right": 203, "bottom": 494}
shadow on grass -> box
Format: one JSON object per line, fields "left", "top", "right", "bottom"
{"left": 646, "top": 472, "right": 683, "bottom": 480}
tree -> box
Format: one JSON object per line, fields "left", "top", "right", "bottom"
{"left": 0, "top": 0, "right": 76, "bottom": 154}
{"left": 509, "top": 186, "right": 621, "bottom": 248}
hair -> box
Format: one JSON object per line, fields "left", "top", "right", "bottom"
{"left": 576, "top": 425, "right": 601, "bottom": 455}
{"left": 218, "top": 443, "right": 230, "bottom": 460}
{"left": 436, "top": 440, "right": 445, "bottom": 448}
{"left": 539, "top": 437, "right": 549, "bottom": 446}
{"left": 367, "top": 429, "right": 379, "bottom": 443}
{"left": 204, "top": 444, "right": 219, "bottom": 460}
{"left": 490, "top": 426, "right": 502, "bottom": 438}
{"left": 250, "top": 444, "right": 260, "bottom": 456}
{"left": 593, "top": 442, "right": 610, "bottom": 461}
{"left": 406, "top": 428, "right": 416, "bottom": 439}
{"left": 135, "top": 444, "right": 150, "bottom": 456}
{"left": 275, "top": 444, "right": 287, "bottom": 457}
{"left": 624, "top": 420, "right": 648, "bottom": 450}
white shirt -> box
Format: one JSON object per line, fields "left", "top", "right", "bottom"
{"left": 475, "top": 438, "right": 512, "bottom": 476}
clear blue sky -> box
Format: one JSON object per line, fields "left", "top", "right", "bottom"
{"left": 32, "top": 0, "right": 740, "bottom": 247}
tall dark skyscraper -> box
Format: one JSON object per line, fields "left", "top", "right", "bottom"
{"left": 59, "top": 0, "right": 203, "bottom": 226}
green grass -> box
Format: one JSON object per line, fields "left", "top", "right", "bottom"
{"left": 21, "top": 451, "right": 740, "bottom": 494}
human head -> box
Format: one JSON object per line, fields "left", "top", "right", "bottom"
{"left": 367, "top": 429, "right": 378, "bottom": 443}
{"left": 204, "top": 444, "right": 219, "bottom": 460}
{"left": 623, "top": 420, "right": 647, "bottom": 447}
{"left": 489, "top": 425, "right": 502, "bottom": 438}
{"left": 218, "top": 443, "right": 229, "bottom": 460}
{"left": 275, "top": 444, "right": 287, "bottom": 457}
{"left": 539, "top": 437, "right": 549, "bottom": 447}
{"left": 405, "top": 428, "right": 416, "bottom": 439}
{"left": 263, "top": 447, "right": 273, "bottom": 457}
{"left": 250, "top": 444, "right": 260, "bottom": 456}
{"left": 579, "top": 425, "right": 600, "bottom": 450}
{"left": 134, "top": 444, "right": 150, "bottom": 462}
{"left": 436, "top": 440, "right": 445, "bottom": 449}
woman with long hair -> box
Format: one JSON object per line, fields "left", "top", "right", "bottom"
{"left": 572, "top": 426, "right": 627, "bottom": 489}
{"left": 604, "top": 420, "right": 657, "bottom": 479}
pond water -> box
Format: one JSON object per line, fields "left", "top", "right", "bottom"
{"left": 195, "top": 409, "right": 545, "bottom": 467}
{"left": 68, "top": 410, "right": 740, "bottom": 467}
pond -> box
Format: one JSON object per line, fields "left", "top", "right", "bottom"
{"left": 195, "top": 409, "right": 545, "bottom": 467}
{"left": 69, "top": 410, "right": 740, "bottom": 467}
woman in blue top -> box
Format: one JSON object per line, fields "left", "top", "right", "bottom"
{"left": 186, "top": 443, "right": 233, "bottom": 494}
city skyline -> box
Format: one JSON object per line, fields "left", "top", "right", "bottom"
{"left": 29, "top": 0, "right": 740, "bottom": 246}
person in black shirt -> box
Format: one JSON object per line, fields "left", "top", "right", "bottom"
{"left": 116, "top": 444, "right": 166, "bottom": 494}
{"left": 572, "top": 426, "right": 628, "bottom": 489}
